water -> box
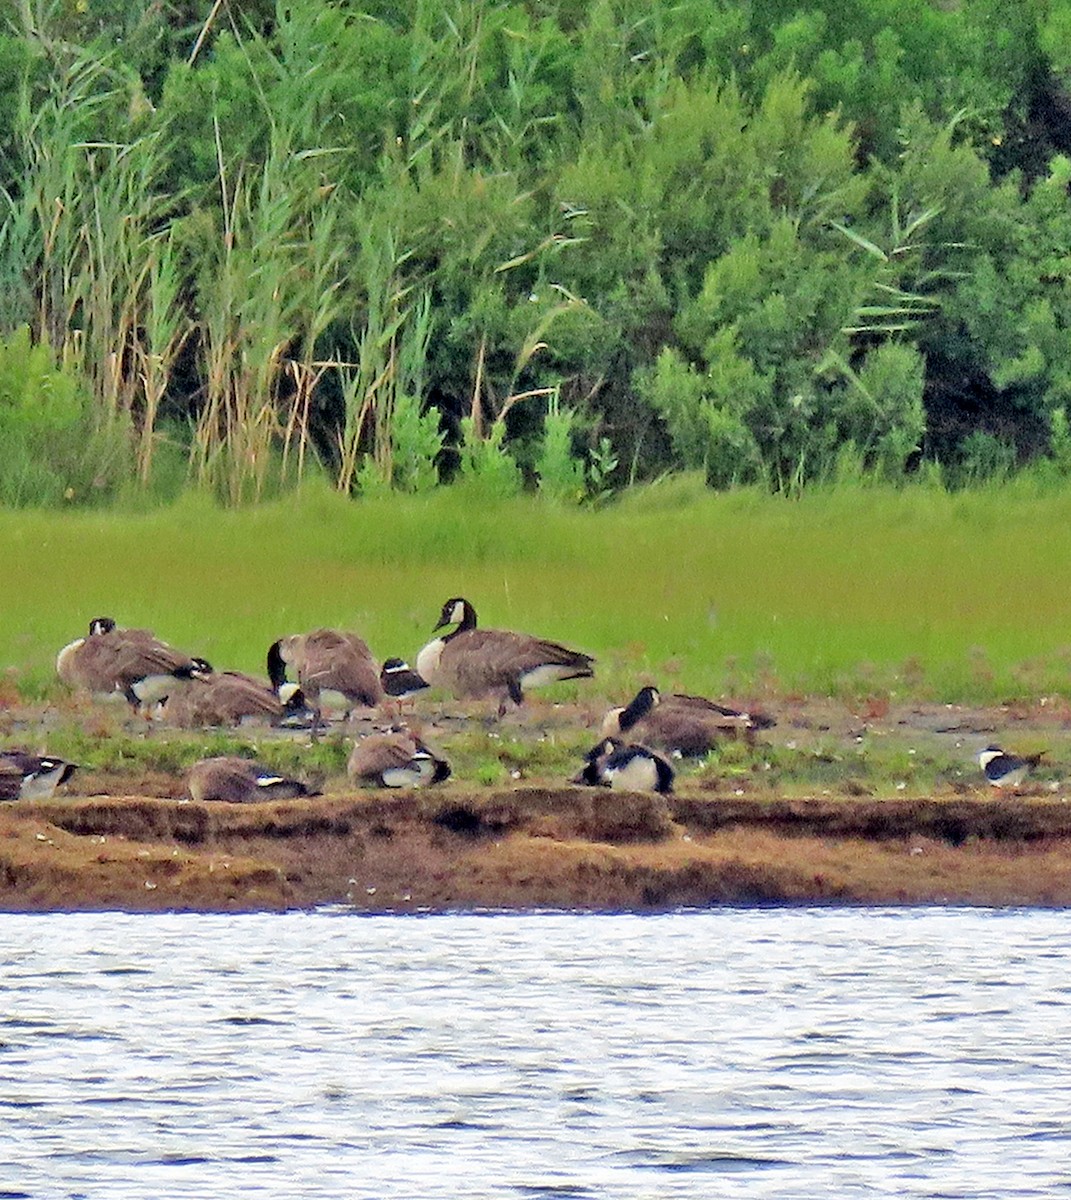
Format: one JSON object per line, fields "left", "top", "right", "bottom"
{"left": 0, "top": 908, "right": 1069, "bottom": 1199}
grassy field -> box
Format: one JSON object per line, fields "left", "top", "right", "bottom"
{"left": 5, "top": 474, "right": 1071, "bottom": 705}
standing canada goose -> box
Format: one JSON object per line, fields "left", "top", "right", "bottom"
{"left": 601, "top": 686, "right": 774, "bottom": 755}
{"left": 159, "top": 670, "right": 311, "bottom": 729}
{"left": 0, "top": 751, "right": 79, "bottom": 801}
{"left": 186, "top": 756, "right": 320, "bottom": 804}
{"left": 416, "top": 597, "right": 595, "bottom": 710}
{"left": 573, "top": 736, "right": 674, "bottom": 793}
{"left": 347, "top": 728, "right": 451, "bottom": 788}
{"left": 978, "top": 745, "right": 1046, "bottom": 788}
{"left": 56, "top": 617, "right": 213, "bottom": 711}
{"left": 268, "top": 629, "right": 383, "bottom": 733}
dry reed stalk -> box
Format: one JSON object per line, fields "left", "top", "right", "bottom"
{"left": 135, "top": 234, "right": 190, "bottom": 483}
{"left": 194, "top": 121, "right": 346, "bottom": 503}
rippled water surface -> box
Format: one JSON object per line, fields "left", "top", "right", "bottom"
{"left": 1, "top": 908, "right": 1070, "bottom": 1198}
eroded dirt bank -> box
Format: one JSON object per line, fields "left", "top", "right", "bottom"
{"left": 3, "top": 786, "right": 1071, "bottom": 912}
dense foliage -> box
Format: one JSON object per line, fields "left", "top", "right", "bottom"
{"left": 2, "top": 0, "right": 1071, "bottom": 503}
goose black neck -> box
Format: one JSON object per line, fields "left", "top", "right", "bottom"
{"left": 618, "top": 689, "right": 655, "bottom": 732}
{"left": 267, "top": 641, "right": 288, "bottom": 689}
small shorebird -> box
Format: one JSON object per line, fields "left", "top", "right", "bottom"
{"left": 977, "top": 745, "right": 1046, "bottom": 788}
{"left": 379, "top": 657, "right": 430, "bottom": 716}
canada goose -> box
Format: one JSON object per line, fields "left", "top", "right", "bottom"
{"left": 978, "top": 745, "right": 1046, "bottom": 787}
{"left": 159, "top": 670, "right": 311, "bottom": 729}
{"left": 574, "top": 736, "right": 621, "bottom": 786}
{"left": 56, "top": 617, "right": 212, "bottom": 710}
{"left": 573, "top": 736, "right": 674, "bottom": 793}
{"left": 186, "top": 756, "right": 320, "bottom": 804}
{"left": 347, "top": 728, "right": 451, "bottom": 788}
{"left": 267, "top": 629, "right": 384, "bottom": 732}
{"left": 416, "top": 597, "right": 595, "bottom": 709}
{"left": 601, "top": 686, "right": 774, "bottom": 755}
{"left": 0, "top": 751, "right": 78, "bottom": 801}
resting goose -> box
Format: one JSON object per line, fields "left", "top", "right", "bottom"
{"left": 56, "top": 617, "right": 212, "bottom": 710}
{"left": 347, "top": 728, "right": 451, "bottom": 788}
{"left": 267, "top": 629, "right": 384, "bottom": 733}
{"left": 186, "top": 756, "right": 320, "bottom": 804}
{"left": 601, "top": 686, "right": 775, "bottom": 756}
{"left": 416, "top": 597, "right": 595, "bottom": 709}
{"left": 0, "top": 751, "right": 79, "bottom": 801}
{"left": 573, "top": 736, "right": 674, "bottom": 793}
{"left": 159, "top": 670, "right": 310, "bottom": 728}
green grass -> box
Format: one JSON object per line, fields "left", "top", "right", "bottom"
{"left": 7, "top": 474, "right": 1071, "bottom": 704}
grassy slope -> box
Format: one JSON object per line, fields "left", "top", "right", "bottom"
{"left": 5, "top": 476, "right": 1071, "bottom": 703}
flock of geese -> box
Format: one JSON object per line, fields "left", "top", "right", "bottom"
{"left": 2, "top": 596, "right": 1043, "bottom": 803}
{"left": 1, "top": 597, "right": 781, "bottom": 804}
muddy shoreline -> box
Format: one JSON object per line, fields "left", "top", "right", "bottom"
{"left": 3, "top": 784, "right": 1071, "bottom": 912}
{"left": 4, "top": 692, "right": 1071, "bottom": 912}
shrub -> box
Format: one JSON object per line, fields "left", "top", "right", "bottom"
{"left": 0, "top": 326, "right": 129, "bottom": 506}
{"left": 536, "top": 394, "right": 586, "bottom": 503}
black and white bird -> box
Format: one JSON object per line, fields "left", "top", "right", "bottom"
{"left": 380, "top": 658, "right": 430, "bottom": 702}
{"left": 574, "top": 736, "right": 674, "bottom": 794}
{"left": 978, "top": 745, "right": 1046, "bottom": 788}
{"left": 0, "top": 751, "right": 79, "bottom": 801}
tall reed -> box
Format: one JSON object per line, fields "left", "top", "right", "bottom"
{"left": 191, "top": 123, "right": 346, "bottom": 504}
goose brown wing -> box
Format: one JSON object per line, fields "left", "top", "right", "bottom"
{"left": 348, "top": 732, "right": 418, "bottom": 778}
{"left": 308, "top": 650, "right": 383, "bottom": 704}
{"left": 667, "top": 692, "right": 776, "bottom": 729}
{"left": 301, "top": 628, "right": 354, "bottom": 653}
{"left": 206, "top": 672, "right": 283, "bottom": 718}
{"left": 108, "top": 634, "right": 192, "bottom": 682}
{"left": 113, "top": 626, "right": 168, "bottom": 643}
{"left": 187, "top": 756, "right": 256, "bottom": 803}
{"left": 635, "top": 705, "right": 736, "bottom": 755}
{"left": 167, "top": 674, "right": 282, "bottom": 726}
{"left": 66, "top": 635, "right": 124, "bottom": 687}
{"left": 299, "top": 631, "right": 383, "bottom": 704}
{"left": 443, "top": 629, "right": 593, "bottom": 693}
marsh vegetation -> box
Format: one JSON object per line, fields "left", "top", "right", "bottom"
{"left": 5, "top": 3, "right": 1071, "bottom": 909}
{"left": 1, "top": 1, "right": 1071, "bottom": 504}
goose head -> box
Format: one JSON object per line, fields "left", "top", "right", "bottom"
{"left": 432, "top": 597, "right": 477, "bottom": 633}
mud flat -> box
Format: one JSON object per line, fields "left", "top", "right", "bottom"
{"left": 2, "top": 784, "right": 1071, "bottom": 912}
